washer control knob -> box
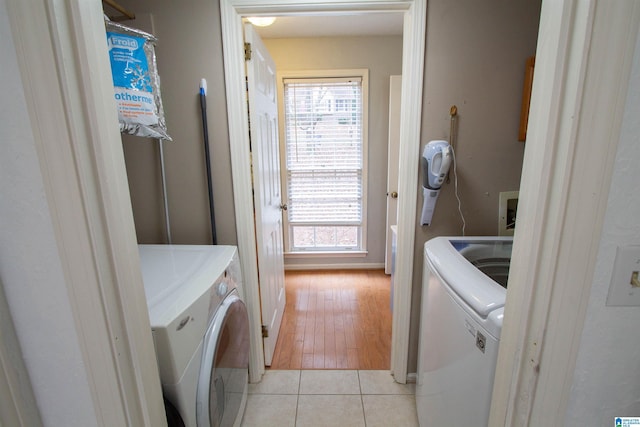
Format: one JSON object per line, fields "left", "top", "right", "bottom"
{"left": 216, "top": 282, "right": 228, "bottom": 297}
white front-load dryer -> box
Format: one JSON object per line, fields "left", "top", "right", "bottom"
{"left": 139, "top": 245, "right": 249, "bottom": 427}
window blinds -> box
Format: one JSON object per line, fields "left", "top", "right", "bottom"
{"left": 283, "top": 78, "right": 364, "bottom": 230}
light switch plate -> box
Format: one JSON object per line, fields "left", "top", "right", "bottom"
{"left": 606, "top": 245, "right": 640, "bottom": 306}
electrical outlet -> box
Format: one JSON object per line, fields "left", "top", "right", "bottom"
{"left": 606, "top": 246, "right": 640, "bottom": 306}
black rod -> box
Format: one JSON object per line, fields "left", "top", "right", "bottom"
{"left": 200, "top": 79, "right": 217, "bottom": 245}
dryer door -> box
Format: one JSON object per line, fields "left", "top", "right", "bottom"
{"left": 196, "top": 292, "right": 249, "bottom": 427}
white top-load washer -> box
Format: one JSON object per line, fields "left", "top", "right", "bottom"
{"left": 138, "top": 245, "right": 249, "bottom": 427}
{"left": 416, "top": 236, "right": 513, "bottom": 427}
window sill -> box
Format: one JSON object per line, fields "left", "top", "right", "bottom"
{"left": 285, "top": 250, "right": 368, "bottom": 258}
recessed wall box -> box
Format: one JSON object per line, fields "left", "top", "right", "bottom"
{"left": 606, "top": 245, "right": 640, "bottom": 306}
{"left": 499, "top": 191, "right": 519, "bottom": 236}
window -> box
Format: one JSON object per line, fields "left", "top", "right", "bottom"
{"left": 281, "top": 71, "right": 368, "bottom": 253}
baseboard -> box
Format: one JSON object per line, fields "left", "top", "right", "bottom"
{"left": 284, "top": 262, "right": 386, "bottom": 271}
{"left": 406, "top": 372, "right": 417, "bottom": 384}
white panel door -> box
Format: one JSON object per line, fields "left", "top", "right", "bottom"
{"left": 244, "top": 23, "right": 286, "bottom": 366}
{"left": 385, "top": 75, "right": 401, "bottom": 274}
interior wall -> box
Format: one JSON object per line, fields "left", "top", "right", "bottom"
{"left": 118, "top": 0, "right": 237, "bottom": 246}
{"left": 262, "top": 36, "right": 403, "bottom": 268}
{"left": 408, "top": 0, "right": 542, "bottom": 371}
{"left": 564, "top": 25, "right": 640, "bottom": 426}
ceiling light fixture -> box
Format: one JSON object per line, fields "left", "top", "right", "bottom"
{"left": 247, "top": 17, "right": 277, "bottom": 27}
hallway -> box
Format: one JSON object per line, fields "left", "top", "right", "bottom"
{"left": 270, "top": 270, "right": 392, "bottom": 370}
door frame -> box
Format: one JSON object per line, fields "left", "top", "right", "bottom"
{"left": 3, "top": 0, "right": 165, "bottom": 425}
{"left": 220, "top": 0, "right": 426, "bottom": 383}
{"left": 490, "top": 1, "right": 640, "bottom": 424}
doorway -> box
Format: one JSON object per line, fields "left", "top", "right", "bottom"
{"left": 220, "top": 0, "right": 427, "bottom": 384}
{"left": 249, "top": 16, "right": 401, "bottom": 370}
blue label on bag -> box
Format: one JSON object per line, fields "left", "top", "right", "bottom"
{"left": 106, "top": 31, "right": 158, "bottom": 126}
{"left": 106, "top": 32, "right": 152, "bottom": 92}
{"left": 616, "top": 418, "right": 640, "bottom": 426}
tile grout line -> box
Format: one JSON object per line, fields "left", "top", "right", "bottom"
{"left": 294, "top": 370, "right": 300, "bottom": 427}
{"left": 358, "top": 370, "right": 368, "bottom": 427}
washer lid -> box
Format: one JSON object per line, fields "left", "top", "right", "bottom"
{"left": 424, "top": 237, "right": 512, "bottom": 318}
{"left": 138, "top": 244, "right": 237, "bottom": 327}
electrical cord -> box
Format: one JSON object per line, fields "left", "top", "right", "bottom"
{"left": 451, "top": 145, "right": 466, "bottom": 236}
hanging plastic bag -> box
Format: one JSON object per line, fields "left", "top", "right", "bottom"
{"left": 105, "top": 19, "right": 172, "bottom": 140}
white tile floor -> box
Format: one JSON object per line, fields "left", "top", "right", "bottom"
{"left": 241, "top": 370, "right": 419, "bottom": 427}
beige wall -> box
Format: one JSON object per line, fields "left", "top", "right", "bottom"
{"left": 119, "top": 0, "right": 540, "bottom": 371}
{"left": 120, "top": 0, "right": 237, "bottom": 246}
{"left": 407, "top": 0, "right": 542, "bottom": 371}
{"left": 263, "top": 36, "right": 403, "bottom": 267}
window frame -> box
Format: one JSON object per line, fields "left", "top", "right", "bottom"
{"left": 276, "top": 69, "right": 369, "bottom": 255}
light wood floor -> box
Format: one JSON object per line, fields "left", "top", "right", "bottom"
{"left": 270, "top": 269, "right": 392, "bottom": 370}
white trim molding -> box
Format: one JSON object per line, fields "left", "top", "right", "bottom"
{"left": 220, "top": 0, "right": 266, "bottom": 383}
{"left": 4, "top": 0, "right": 166, "bottom": 425}
{"left": 0, "top": 285, "right": 42, "bottom": 427}
{"left": 490, "top": 1, "right": 640, "bottom": 425}
{"left": 284, "top": 263, "right": 385, "bottom": 271}
{"left": 220, "top": 0, "right": 425, "bottom": 385}
{"left": 390, "top": 0, "right": 427, "bottom": 384}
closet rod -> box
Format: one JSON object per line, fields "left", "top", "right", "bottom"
{"left": 103, "top": 0, "right": 135, "bottom": 21}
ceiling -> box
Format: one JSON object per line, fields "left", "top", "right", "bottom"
{"left": 248, "top": 13, "right": 404, "bottom": 39}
